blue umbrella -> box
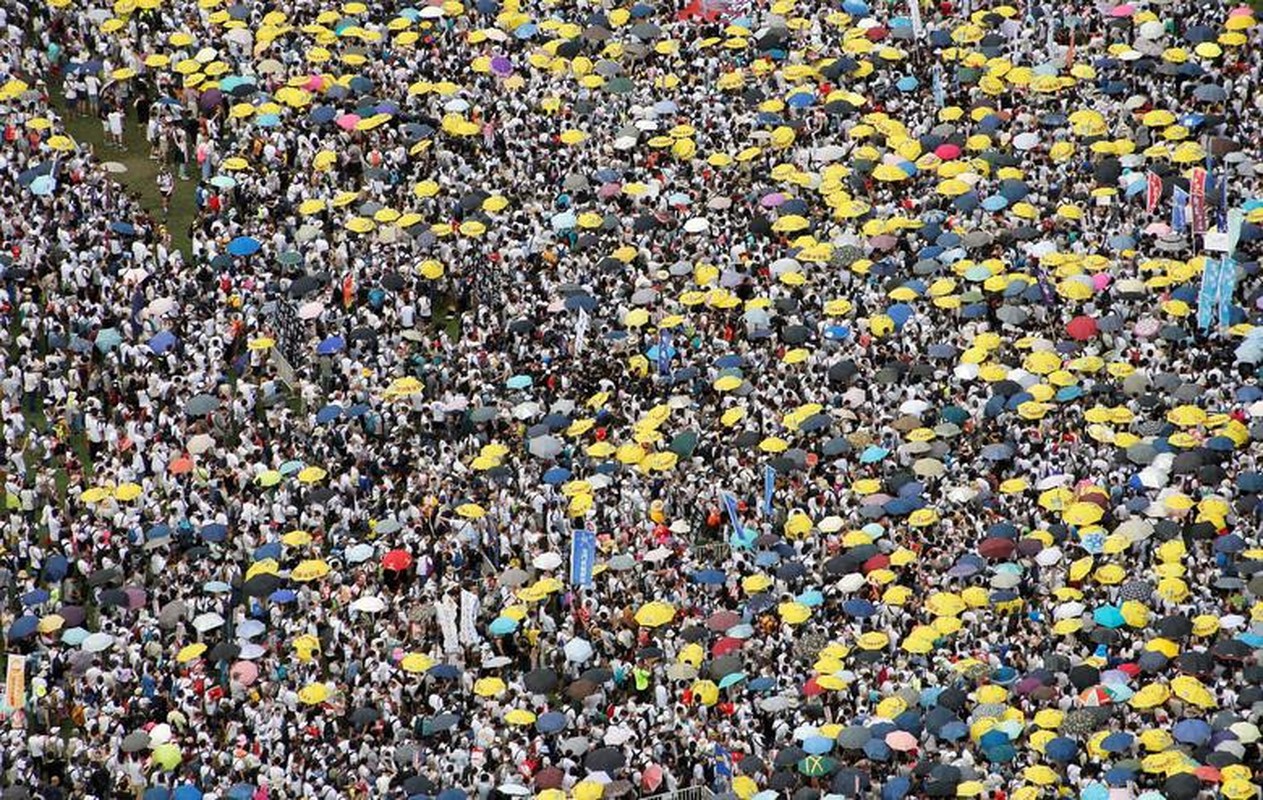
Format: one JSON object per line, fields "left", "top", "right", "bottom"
{"left": 43, "top": 554, "right": 69, "bottom": 581}
{"left": 692, "top": 569, "right": 726, "bottom": 585}
{"left": 203, "top": 581, "right": 231, "bottom": 593}
{"left": 1100, "top": 732, "right": 1134, "bottom": 753}
{"left": 8, "top": 615, "right": 39, "bottom": 639}
{"left": 862, "top": 738, "right": 892, "bottom": 761}
{"left": 1172, "top": 718, "right": 1211, "bottom": 744}
{"left": 316, "top": 336, "right": 345, "bottom": 355}
{"left": 316, "top": 404, "right": 343, "bottom": 424}
{"left": 1080, "top": 782, "right": 1109, "bottom": 800}
{"left": 506, "top": 374, "right": 532, "bottom": 389}
{"left": 882, "top": 777, "right": 911, "bottom": 800}
{"left": 201, "top": 523, "right": 228, "bottom": 542}
{"left": 489, "top": 616, "right": 519, "bottom": 635}
{"left": 269, "top": 589, "right": 297, "bottom": 604}
{"left": 843, "top": 599, "right": 876, "bottom": 617}
{"left": 542, "top": 467, "right": 571, "bottom": 485}
{"left": 536, "top": 711, "right": 568, "bottom": 733}
{"left": 803, "top": 735, "right": 834, "bottom": 755}
{"left": 30, "top": 174, "right": 56, "bottom": 195}
{"left": 227, "top": 786, "right": 256, "bottom": 800}
{"left": 1093, "top": 605, "right": 1125, "bottom": 629}
{"left": 253, "top": 542, "right": 282, "bottom": 562}
{"left": 896, "top": 76, "right": 919, "bottom": 92}
{"left": 860, "top": 445, "right": 889, "bottom": 464}
{"left": 110, "top": 221, "right": 137, "bottom": 236}
{"left": 226, "top": 236, "right": 261, "bottom": 257}
{"left": 21, "top": 589, "right": 50, "bottom": 606}
{"left": 144, "top": 788, "right": 171, "bottom": 800}
{"left": 748, "top": 676, "right": 776, "bottom": 692}
{"left": 174, "top": 785, "right": 203, "bottom": 800}
{"left": 797, "top": 589, "right": 824, "bottom": 607}
{"left": 437, "top": 790, "right": 467, "bottom": 800}
{"left": 149, "top": 330, "right": 177, "bottom": 354}
{"left": 1046, "top": 736, "right": 1078, "bottom": 761}
{"left": 718, "top": 672, "right": 746, "bottom": 689}
{"left": 96, "top": 328, "right": 123, "bottom": 351}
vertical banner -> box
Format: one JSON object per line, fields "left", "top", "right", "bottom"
{"left": 763, "top": 465, "right": 776, "bottom": 517}
{"left": 1198, "top": 257, "right": 1222, "bottom": 331}
{"left": 1190, "top": 167, "right": 1208, "bottom": 234}
{"left": 459, "top": 589, "right": 481, "bottom": 646}
{"left": 569, "top": 529, "right": 596, "bottom": 587}
{"left": 1227, "top": 208, "right": 1244, "bottom": 256}
{"left": 908, "top": 0, "right": 923, "bottom": 39}
{"left": 722, "top": 492, "right": 744, "bottom": 541}
{"left": 1218, "top": 256, "right": 1238, "bottom": 329}
{"left": 931, "top": 65, "right": 945, "bottom": 108}
{"left": 1145, "top": 172, "right": 1162, "bottom": 213}
{"left": 1217, "top": 172, "right": 1229, "bottom": 232}
{"left": 4, "top": 655, "right": 25, "bottom": 715}
{"left": 657, "top": 329, "right": 673, "bottom": 377}
{"left": 1172, "top": 185, "right": 1189, "bottom": 233}
{"left": 574, "top": 307, "right": 589, "bottom": 355}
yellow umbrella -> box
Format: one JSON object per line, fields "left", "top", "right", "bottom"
{"left": 296, "top": 465, "right": 327, "bottom": 483}
{"left": 113, "top": 482, "right": 143, "bottom": 501}
{"left": 292, "top": 559, "right": 331, "bottom": 581}
{"left": 298, "top": 683, "right": 331, "bottom": 705}
{"left": 1171, "top": 675, "right": 1216, "bottom": 708}
{"left": 401, "top": 653, "right": 434, "bottom": 674}
{"left": 282, "top": 529, "right": 312, "bottom": 547}
{"left": 176, "top": 643, "right": 207, "bottom": 663}
{"left": 1023, "top": 766, "right": 1058, "bottom": 786}
{"left": 858, "top": 631, "right": 889, "bottom": 650}
{"left": 1130, "top": 683, "right": 1171, "bottom": 709}
{"left": 692, "top": 679, "right": 720, "bottom": 706}
{"left": 456, "top": 503, "right": 486, "bottom": 519}
{"left": 504, "top": 709, "right": 537, "bottom": 726}
{"left": 1063, "top": 502, "right": 1104, "bottom": 526}
{"left": 778, "top": 602, "right": 811, "bottom": 624}
{"left": 573, "top": 781, "right": 604, "bottom": 800}
{"left": 474, "top": 677, "right": 506, "bottom": 697}
{"left": 634, "top": 601, "right": 675, "bottom": 627}
{"left": 714, "top": 375, "right": 743, "bottom": 392}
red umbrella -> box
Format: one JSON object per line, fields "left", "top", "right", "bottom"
{"left": 862, "top": 553, "right": 891, "bottom": 573}
{"left": 534, "top": 767, "right": 564, "bottom": 790}
{"left": 641, "top": 765, "right": 664, "bottom": 793}
{"left": 1066, "top": 315, "right": 1099, "bottom": 341}
{"left": 978, "top": 537, "right": 1016, "bottom": 559}
{"left": 712, "top": 636, "right": 743, "bottom": 656}
{"left": 934, "top": 143, "right": 962, "bottom": 160}
{"left": 382, "top": 549, "right": 413, "bottom": 571}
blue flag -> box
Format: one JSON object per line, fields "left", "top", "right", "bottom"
{"left": 763, "top": 465, "right": 776, "bottom": 517}
{"left": 569, "top": 530, "right": 597, "bottom": 587}
{"left": 1219, "top": 256, "right": 1238, "bottom": 329}
{"left": 1198, "top": 258, "right": 1222, "bottom": 331}
{"left": 714, "top": 744, "right": 732, "bottom": 777}
{"left": 1217, "top": 173, "right": 1229, "bottom": 233}
{"left": 1172, "top": 185, "right": 1188, "bottom": 233}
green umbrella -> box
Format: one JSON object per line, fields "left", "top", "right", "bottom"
{"left": 797, "top": 755, "right": 837, "bottom": 777}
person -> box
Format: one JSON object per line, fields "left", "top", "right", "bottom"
{"left": 156, "top": 166, "right": 174, "bottom": 215}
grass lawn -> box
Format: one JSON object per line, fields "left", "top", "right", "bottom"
{"left": 50, "top": 88, "right": 197, "bottom": 258}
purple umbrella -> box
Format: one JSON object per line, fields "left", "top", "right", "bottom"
{"left": 761, "top": 192, "right": 786, "bottom": 208}
{"left": 199, "top": 88, "right": 224, "bottom": 110}
{"left": 491, "top": 55, "right": 514, "bottom": 76}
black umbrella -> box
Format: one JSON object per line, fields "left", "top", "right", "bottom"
{"left": 584, "top": 747, "right": 626, "bottom": 773}
{"left": 350, "top": 707, "right": 380, "bottom": 727}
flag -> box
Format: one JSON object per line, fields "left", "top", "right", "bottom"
{"left": 1190, "top": 166, "right": 1207, "bottom": 234}
{"left": 1172, "top": 185, "right": 1188, "bottom": 233}
{"left": 569, "top": 530, "right": 597, "bottom": 587}
{"left": 1145, "top": 172, "right": 1162, "bottom": 213}
{"left": 1198, "top": 257, "right": 1222, "bottom": 331}
{"left": 341, "top": 274, "right": 355, "bottom": 308}
{"left": 1219, "top": 256, "right": 1238, "bottom": 329}
{"left": 763, "top": 465, "right": 776, "bottom": 517}
{"left": 714, "top": 744, "right": 733, "bottom": 778}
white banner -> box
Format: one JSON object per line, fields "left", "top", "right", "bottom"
{"left": 460, "top": 589, "right": 481, "bottom": 646}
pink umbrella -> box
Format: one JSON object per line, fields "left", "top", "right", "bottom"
{"left": 335, "top": 113, "right": 361, "bottom": 131}
{"left": 230, "top": 661, "right": 259, "bottom": 686}
{"left": 641, "top": 765, "right": 664, "bottom": 793}
{"left": 1092, "top": 273, "right": 1112, "bottom": 291}
{"left": 304, "top": 74, "right": 324, "bottom": 92}
{"left": 598, "top": 182, "right": 622, "bottom": 198}
{"left": 886, "top": 731, "right": 918, "bottom": 752}
{"left": 1134, "top": 317, "right": 1161, "bottom": 338}
{"left": 1109, "top": 3, "right": 1135, "bottom": 17}
{"left": 761, "top": 192, "right": 786, "bottom": 208}
{"left": 1145, "top": 221, "right": 1171, "bottom": 236}
{"left": 1228, "top": 5, "right": 1254, "bottom": 16}
{"left": 934, "top": 143, "right": 962, "bottom": 160}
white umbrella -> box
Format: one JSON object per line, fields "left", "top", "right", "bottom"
{"left": 564, "top": 638, "right": 594, "bottom": 663}
{"left": 237, "top": 620, "right": 266, "bottom": 639}
{"left": 237, "top": 642, "right": 266, "bottom": 660}
{"left": 498, "top": 785, "right": 529, "bottom": 797}
{"left": 836, "top": 573, "right": 866, "bottom": 593}
{"left": 603, "top": 726, "right": 635, "bottom": 746}
{"left": 532, "top": 552, "right": 563, "bottom": 570}
{"left": 1013, "top": 132, "right": 1040, "bottom": 150}
{"left": 187, "top": 433, "right": 214, "bottom": 455}
{"left": 682, "top": 217, "right": 709, "bottom": 233}
{"left": 298, "top": 300, "right": 324, "bottom": 319}
{"left": 643, "top": 547, "right": 672, "bottom": 562}
{"left": 350, "top": 595, "right": 387, "bottom": 613}
{"left": 145, "top": 297, "right": 175, "bottom": 316}
{"left": 81, "top": 632, "right": 114, "bottom": 653}
{"left": 192, "top": 612, "right": 225, "bottom": 632}
{"left": 1035, "top": 546, "right": 1063, "bottom": 566}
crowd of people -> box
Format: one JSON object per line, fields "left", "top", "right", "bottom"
{"left": 1, "top": 0, "right": 1262, "bottom": 797}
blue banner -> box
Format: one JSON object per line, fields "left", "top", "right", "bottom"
{"left": 1219, "top": 256, "right": 1238, "bottom": 329}
{"left": 1217, "top": 173, "right": 1229, "bottom": 233}
{"left": 763, "top": 465, "right": 776, "bottom": 517}
{"left": 657, "top": 329, "right": 673, "bottom": 376}
{"left": 722, "top": 492, "right": 744, "bottom": 540}
{"left": 569, "top": 530, "right": 596, "bottom": 587}
{"left": 1172, "top": 185, "right": 1188, "bottom": 233}
{"left": 1198, "top": 258, "right": 1222, "bottom": 331}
